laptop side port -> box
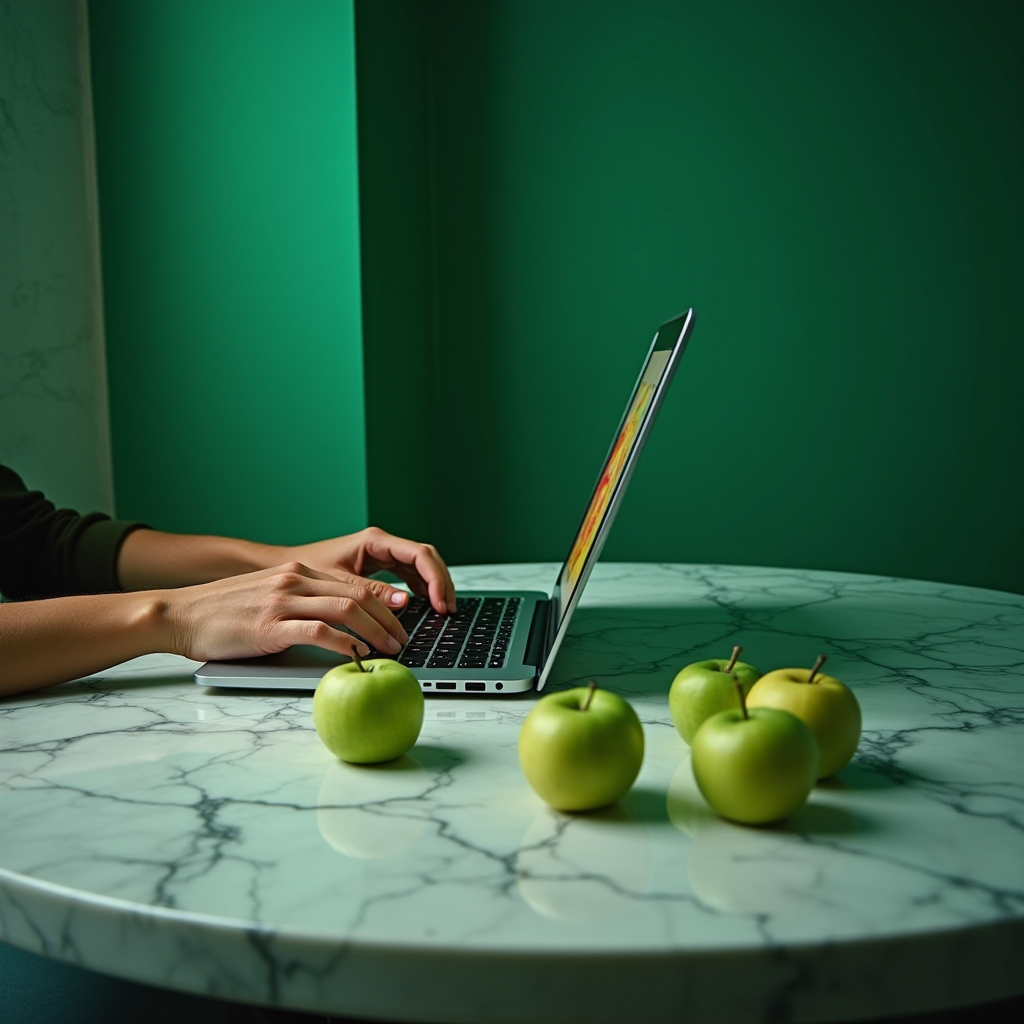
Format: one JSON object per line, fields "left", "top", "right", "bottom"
{"left": 436, "top": 682, "right": 456, "bottom": 690}
{"left": 465, "top": 682, "right": 485, "bottom": 692}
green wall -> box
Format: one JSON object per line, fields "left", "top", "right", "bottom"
{"left": 90, "top": 1, "right": 1023, "bottom": 593}
{"left": 359, "top": 0, "right": 1024, "bottom": 594}
{"left": 89, "top": 0, "right": 367, "bottom": 545}
{"left": 356, "top": 0, "right": 442, "bottom": 549}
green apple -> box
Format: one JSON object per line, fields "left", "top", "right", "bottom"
{"left": 691, "top": 679, "right": 818, "bottom": 825}
{"left": 746, "top": 655, "right": 861, "bottom": 779}
{"left": 518, "top": 681, "right": 645, "bottom": 812}
{"left": 669, "top": 645, "right": 762, "bottom": 744}
{"left": 667, "top": 758, "right": 848, "bottom": 912}
{"left": 312, "top": 654, "right": 424, "bottom": 764}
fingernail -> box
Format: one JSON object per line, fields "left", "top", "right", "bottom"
{"left": 390, "top": 591, "right": 407, "bottom": 606}
{"left": 358, "top": 643, "right": 371, "bottom": 656}
{"left": 386, "top": 637, "right": 402, "bottom": 653}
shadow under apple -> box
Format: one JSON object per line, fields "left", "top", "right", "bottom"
{"left": 818, "top": 757, "right": 899, "bottom": 791}
{"left": 410, "top": 742, "right": 470, "bottom": 771}
{"left": 620, "top": 784, "right": 671, "bottom": 825}
{"left": 667, "top": 756, "right": 860, "bottom": 916}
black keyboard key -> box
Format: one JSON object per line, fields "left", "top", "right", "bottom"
{"left": 392, "top": 595, "right": 525, "bottom": 669}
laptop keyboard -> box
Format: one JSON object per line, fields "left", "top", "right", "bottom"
{"left": 372, "top": 595, "right": 521, "bottom": 670}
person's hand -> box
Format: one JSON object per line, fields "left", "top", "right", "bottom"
{"left": 280, "top": 527, "right": 456, "bottom": 615}
{"left": 162, "top": 561, "right": 410, "bottom": 663}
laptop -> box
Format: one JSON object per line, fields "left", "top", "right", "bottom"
{"left": 194, "top": 309, "right": 695, "bottom": 694}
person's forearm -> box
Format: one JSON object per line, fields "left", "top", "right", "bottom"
{"left": 117, "top": 530, "right": 283, "bottom": 590}
{"left": 0, "top": 592, "right": 175, "bottom": 696}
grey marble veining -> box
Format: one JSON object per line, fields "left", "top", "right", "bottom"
{"left": 1, "top": 563, "right": 1022, "bottom": 1023}
{"left": 0, "top": 0, "right": 113, "bottom": 514}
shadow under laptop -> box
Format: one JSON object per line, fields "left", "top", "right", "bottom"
{"left": 542, "top": 590, "right": 963, "bottom": 698}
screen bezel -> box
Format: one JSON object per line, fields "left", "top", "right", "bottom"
{"left": 537, "top": 309, "right": 695, "bottom": 691}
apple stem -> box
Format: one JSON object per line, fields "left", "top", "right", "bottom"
{"left": 734, "top": 676, "right": 749, "bottom": 720}
{"left": 725, "top": 645, "right": 743, "bottom": 674}
{"left": 351, "top": 650, "right": 367, "bottom": 672}
{"left": 807, "top": 654, "right": 827, "bottom": 684}
{"left": 582, "top": 679, "right": 598, "bottom": 711}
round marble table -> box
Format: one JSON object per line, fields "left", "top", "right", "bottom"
{"left": 1, "top": 563, "right": 1022, "bottom": 1023}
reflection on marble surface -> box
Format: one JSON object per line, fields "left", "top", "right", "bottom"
{"left": 1, "top": 563, "right": 1022, "bottom": 1024}
{"left": 515, "top": 804, "right": 653, "bottom": 923}
{"left": 667, "top": 757, "right": 851, "bottom": 916}
{"left": 317, "top": 756, "right": 430, "bottom": 860}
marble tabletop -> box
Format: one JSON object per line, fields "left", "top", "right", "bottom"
{"left": 1, "top": 563, "right": 1022, "bottom": 1023}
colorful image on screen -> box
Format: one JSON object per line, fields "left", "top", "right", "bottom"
{"left": 563, "top": 349, "right": 672, "bottom": 592}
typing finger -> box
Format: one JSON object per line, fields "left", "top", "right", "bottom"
{"left": 367, "top": 536, "right": 456, "bottom": 614}
{"left": 301, "top": 593, "right": 407, "bottom": 655}
{"left": 270, "top": 619, "right": 371, "bottom": 659}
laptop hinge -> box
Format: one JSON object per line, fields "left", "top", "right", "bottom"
{"left": 524, "top": 599, "right": 551, "bottom": 668}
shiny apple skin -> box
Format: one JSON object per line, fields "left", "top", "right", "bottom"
{"left": 747, "top": 668, "right": 862, "bottom": 779}
{"left": 669, "top": 658, "right": 762, "bottom": 744}
{"left": 518, "top": 688, "right": 645, "bottom": 812}
{"left": 313, "top": 659, "right": 424, "bottom": 764}
{"left": 691, "top": 707, "right": 819, "bottom": 825}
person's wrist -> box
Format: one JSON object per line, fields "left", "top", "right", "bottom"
{"left": 232, "top": 539, "right": 287, "bottom": 574}
{"left": 126, "top": 589, "right": 180, "bottom": 656}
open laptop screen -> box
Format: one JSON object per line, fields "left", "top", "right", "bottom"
{"left": 539, "top": 310, "right": 694, "bottom": 688}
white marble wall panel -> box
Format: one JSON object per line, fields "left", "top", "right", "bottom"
{"left": 0, "top": 0, "right": 113, "bottom": 514}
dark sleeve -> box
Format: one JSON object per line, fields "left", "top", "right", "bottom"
{"left": 0, "top": 464, "right": 151, "bottom": 600}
